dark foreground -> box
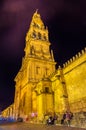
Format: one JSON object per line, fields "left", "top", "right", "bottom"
{"left": 0, "top": 123, "right": 86, "bottom": 130}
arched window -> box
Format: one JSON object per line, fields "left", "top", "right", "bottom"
{"left": 38, "top": 32, "right": 41, "bottom": 39}
{"left": 45, "top": 87, "right": 49, "bottom": 93}
{"left": 32, "top": 31, "right": 36, "bottom": 38}
{"left": 44, "top": 35, "right": 47, "bottom": 40}
{"left": 30, "top": 46, "right": 35, "bottom": 54}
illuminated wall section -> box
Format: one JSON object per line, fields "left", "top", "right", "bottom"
{"left": 51, "top": 68, "right": 69, "bottom": 114}
{"left": 36, "top": 78, "right": 54, "bottom": 120}
{"left": 63, "top": 48, "right": 86, "bottom": 112}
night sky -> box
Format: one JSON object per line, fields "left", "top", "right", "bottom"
{"left": 0, "top": 0, "right": 86, "bottom": 110}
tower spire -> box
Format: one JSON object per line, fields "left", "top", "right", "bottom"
{"left": 24, "top": 11, "right": 56, "bottom": 65}
{"left": 35, "top": 9, "right": 38, "bottom": 13}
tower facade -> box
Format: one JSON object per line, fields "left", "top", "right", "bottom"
{"left": 14, "top": 11, "right": 56, "bottom": 119}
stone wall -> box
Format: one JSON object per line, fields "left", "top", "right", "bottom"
{"left": 63, "top": 48, "right": 86, "bottom": 113}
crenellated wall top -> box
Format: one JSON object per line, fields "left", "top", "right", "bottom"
{"left": 63, "top": 47, "right": 86, "bottom": 68}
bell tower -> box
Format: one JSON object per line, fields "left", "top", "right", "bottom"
{"left": 14, "top": 10, "right": 56, "bottom": 119}
{"left": 24, "top": 10, "right": 56, "bottom": 80}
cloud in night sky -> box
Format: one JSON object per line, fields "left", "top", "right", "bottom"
{"left": 0, "top": 0, "right": 86, "bottom": 109}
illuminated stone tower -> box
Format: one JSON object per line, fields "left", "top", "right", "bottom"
{"left": 2, "top": 10, "right": 86, "bottom": 128}
{"left": 14, "top": 10, "right": 56, "bottom": 119}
